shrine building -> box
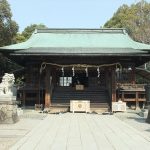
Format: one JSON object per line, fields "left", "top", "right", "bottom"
{"left": 1, "top": 28, "right": 150, "bottom": 112}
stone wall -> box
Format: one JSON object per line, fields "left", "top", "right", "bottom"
{"left": 0, "top": 103, "right": 19, "bottom": 124}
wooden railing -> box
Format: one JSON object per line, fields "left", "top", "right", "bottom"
{"left": 117, "top": 83, "right": 146, "bottom": 90}
{"left": 116, "top": 84, "right": 146, "bottom": 109}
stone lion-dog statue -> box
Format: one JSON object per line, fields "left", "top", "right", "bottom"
{"left": 0, "top": 73, "right": 15, "bottom": 96}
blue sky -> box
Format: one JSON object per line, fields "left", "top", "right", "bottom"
{"left": 8, "top": 0, "right": 150, "bottom": 32}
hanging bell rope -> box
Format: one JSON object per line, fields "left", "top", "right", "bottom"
{"left": 40, "top": 62, "right": 122, "bottom": 74}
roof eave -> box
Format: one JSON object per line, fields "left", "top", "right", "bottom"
{"left": 10, "top": 53, "right": 150, "bottom": 57}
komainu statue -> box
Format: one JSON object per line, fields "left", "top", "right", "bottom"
{"left": 0, "top": 73, "right": 15, "bottom": 96}
{"left": 0, "top": 73, "right": 18, "bottom": 123}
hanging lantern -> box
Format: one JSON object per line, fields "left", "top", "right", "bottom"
{"left": 97, "top": 67, "right": 100, "bottom": 77}
{"left": 61, "top": 67, "right": 64, "bottom": 76}
{"left": 72, "top": 67, "right": 75, "bottom": 76}
{"left": 85, "top": 67, "right": 88, "bottom": 77}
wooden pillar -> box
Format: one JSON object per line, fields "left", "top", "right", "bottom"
{"left": 45, "top": 67, "right": 51, "bottom": 108}
{"left": 105, "top": 70, "right": 109, "bottom": 92}
{"left": 111, "top": 68, "right": 116, "bottom": 102}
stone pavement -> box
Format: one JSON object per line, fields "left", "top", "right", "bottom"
{"left": 9, "top": 113, "right": 150, "bottom": 150}
{"left": 114, "top": 109, "right": 150, "bottom": 138}
{"left": 0, "top": 110, "right": 47, "bottom": 150}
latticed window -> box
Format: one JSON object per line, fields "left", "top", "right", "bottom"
{"left": 59, "top": 77, "right": 72, "bottom": 86}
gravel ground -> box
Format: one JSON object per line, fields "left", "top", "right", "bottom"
{"left": 114, "top": 109, "right": 150, "bottom": 138}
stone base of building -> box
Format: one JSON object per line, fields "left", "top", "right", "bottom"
{"left": 0, "top": 102, "right": 19, "bottom": 124}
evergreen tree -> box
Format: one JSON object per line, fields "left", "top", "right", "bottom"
{"left": 0, "top": 0, "right": 18, "bottom": 46}
{"left": 104, "top": 0, "right": 150, "bottom": 44}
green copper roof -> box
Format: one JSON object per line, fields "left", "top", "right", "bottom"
{"left": 0, "top": 28, "right": 150, "bottom": 55}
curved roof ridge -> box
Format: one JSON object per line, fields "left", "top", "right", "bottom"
{"left": 35, "top": 28, "right": 127, "bottom": 34}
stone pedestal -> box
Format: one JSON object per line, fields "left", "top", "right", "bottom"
{"left": 139, "top": 109, "right": 148, "bottom": 118}
{"left": 112, "top": 101, "right": 126, "bottom": 112}
{"left": 146, "top": 105, "right": 150, "bottom": 123}
{"left": 0, "top": 101, "right": 19, "bottom": 124}
{"left": 0, "top": 73, "right": 19, "bottom": 124}
{"left": 0, "top": 96, "right": 16, "bottom": 101}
